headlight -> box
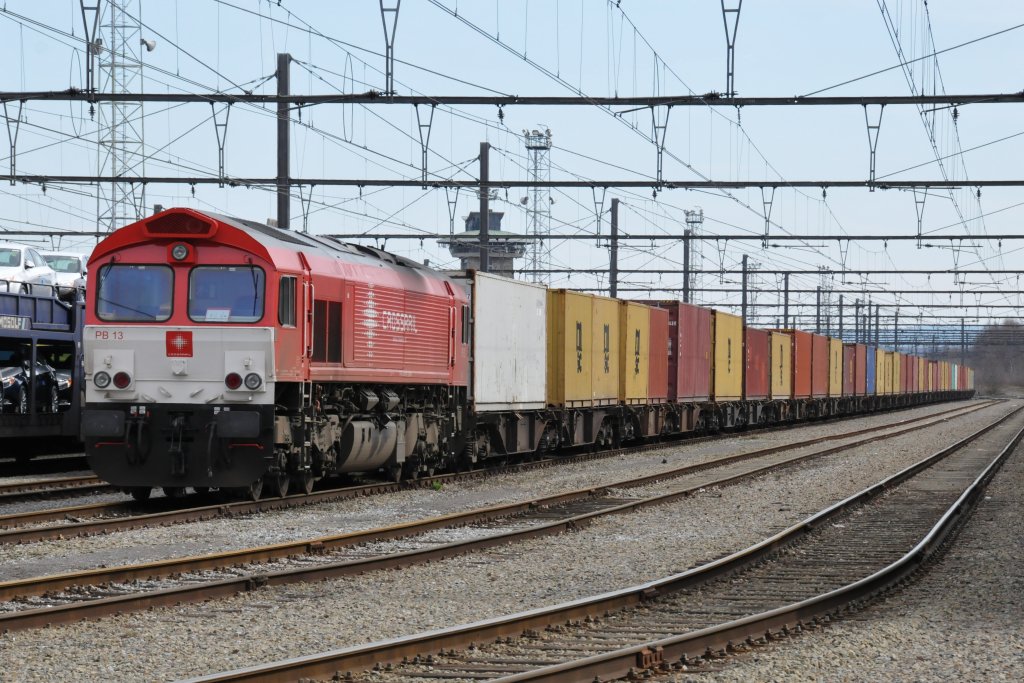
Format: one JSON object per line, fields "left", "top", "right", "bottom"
{"left": 93, "top": 371, "right": 111, "bottom": 388}
{"left": 1, "top": 376, "right": 14, "bottom": 388}
{"left": 243, "top": 373, "right": 262, "bottom": 390}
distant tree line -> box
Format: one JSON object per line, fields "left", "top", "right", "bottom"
{"left": 966, "top": 319, "right": 1024, "bottom": 394}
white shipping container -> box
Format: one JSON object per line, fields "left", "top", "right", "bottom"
{"left": 470, "top": 272, "right": 547, "bottom": 411}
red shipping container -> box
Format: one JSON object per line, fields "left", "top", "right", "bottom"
{"left": 647, "top": 306, "right": 669, "bottom": 402}
{"left": 811, "top": 334, "right": 829, "bottom": 398}
{"left": 842, "top": 344, "right": 856, "bottom": 396}
{"left": 745, "top": 327, "right": 770, "bottom": 400}
{"left": 855, "top": 344, "right": 867, "bottom": 395}
{"left": 643, "top": 301, "right": 712, "bottom": 401}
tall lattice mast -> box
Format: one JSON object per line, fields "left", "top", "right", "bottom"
{"left": 95, "top": 0, "right": 147, "bottom": 232}
{"left": 523, "top": 128, "right": 552, "bottom": 283}
{"left": 684, "top": 207, "right": 704, "bottom": 299}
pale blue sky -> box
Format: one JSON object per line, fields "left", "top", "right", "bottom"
{"left": 1, "top": 1, "right": 1022, "bottom": 331}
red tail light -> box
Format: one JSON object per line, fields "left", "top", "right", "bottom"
{"left": 113, "top": 371, "right": 132, "bottom": 389}
{"left": 225, "top": 372, "right": 242, "bottom": 390}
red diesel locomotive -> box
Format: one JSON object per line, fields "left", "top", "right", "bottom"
{"left": 83, "top": 208, "right": 469, "bottom": 499}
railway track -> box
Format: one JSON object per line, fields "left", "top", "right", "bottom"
{"left": 0, "top": 398, "right": 1001, "bottom": 633}
{"left": 177, "top": 404, "right": 1024, "bottom": 683}
{"left": 0, "top": 400, "right": 992, "bottom": 545}
{"left": 0, "top": 474, "right": 107, "bottom": 503}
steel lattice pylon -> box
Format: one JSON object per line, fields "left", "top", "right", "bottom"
{"left": 94, "top": 0, "right": 147, "bottom": 232}
{"left": 523, "top": 128, "right": 552, "bottom": 283}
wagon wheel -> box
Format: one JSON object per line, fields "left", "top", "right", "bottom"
{"left": 163, "top": 486, "right": 186, "bottom": 498}
{"left": 265, "top": 472, "right": 290, "bottom": 498}
{"left": 293, "top": 472, "right": 315, "bottom": 495}
{"left": 129, "top": 487, "right": 152, "bottom": 502}
{"left": 233, "top": 477, "right": 263, "bottom": 501}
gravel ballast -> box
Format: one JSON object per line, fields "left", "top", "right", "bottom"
{"left": 0, "top": 399, "right": 1017, "bottom": 682}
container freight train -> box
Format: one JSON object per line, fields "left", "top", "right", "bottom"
{"left": 81, "top": 209, "right": 975, "bottom": 500}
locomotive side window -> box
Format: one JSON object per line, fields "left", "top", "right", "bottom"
{"left": 312, "top": 300, "right": 327, "bottom": 362}
{"left": 96, "top": 264, "right": 173, "bottom": 321}
{"left": 461, "top": 305, "right": 470, "bottom": 344}
{"left": 278, "top": 276, "right": 297, "bottom": 327}
{"left": 188, "top": 266, "right": 265, "bottom": 323}
{"left": 327, "top": 302, "right": 342, "bottom": 363}
{"left": 310, "top": 299, "right": 342, "bottom": 363}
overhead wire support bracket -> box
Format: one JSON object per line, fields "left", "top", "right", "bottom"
{"left": 379, "top": 0, "right": 401, "bottom": 98}
{"left": 592, "top": 187, "right": 608, "bottom": 246}
{"left": 444, "top": 186, "right": 459, "bottom": 237}
{"left": 721, "top": 0, "right": 743, "bottom": 97}
{"left": 78, "top": 1, "right": 101, "bottom": 99}
{"left": 415, "top": 103, "right": 435, "bottom": 189}
{"left": 913, "top": 187, "right": 928, "bottom": 249}
{"left": 3, "top": 101, "right": 22, "bottom": 186}
{"left": 864, "top": 103, "right": 884, "bottom": 191}
{"left": 760, "top": 186, "right": 775, "bottom": 247}
{"left": 211, "top": 102, "right": 232, "bottom": 188}
{"left": 650, "top": 105, "right": 671, "bottom": 185}
{"left": 299, "top": 185, "right": 314, "bottom": 234}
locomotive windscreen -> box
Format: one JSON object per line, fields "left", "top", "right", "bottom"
{"left": 96, "top": 264, "right": 173, "bottom": 321}
{"left": 188, "top": 266, "right": 266, "bottom": 323}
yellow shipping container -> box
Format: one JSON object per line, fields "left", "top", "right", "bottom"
{"left": 591, "top": 295, "right": 620, "bottom": 405}
{"left": 712, "top": 310, "right": 743, "bottom": 401}
{"left": 828, "top": 338, "right": 843, "bottom": 397}
{"left": 883, "top": 352, "right": 894, "bottom": 395}
{"left": 919, "top": 357, "right": 926, "bottom": 393}
{"left": 619, "top": 301, "right": 650, "bottom": 404}
{"left": 546, "top": 289, "right": 593, "bottom": 407}
{"left": 770, "top": 332, "right": 792, "bottom": 399}
{"left": 893, "top": 352, "right": 902, "bottom": 394}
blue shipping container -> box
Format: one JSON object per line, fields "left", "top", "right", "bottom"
{"left": 865, "top": 346, "right": 877, "bottom": 395}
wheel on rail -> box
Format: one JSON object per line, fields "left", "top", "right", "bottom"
{"left": 193, "top": 486, "right": 210, "bottom": 495}
{"left": 265, "top": 472, "right": 289, "bottom": 498}
{"left": 293, "top": 472, "right": 315, "bottom": 495}
{"left": 129, "top": 487, "right": 152, "bottom": 502}
{"left": 230, "top": 477, "right": 263, "bottom": 501}
{"left": 162, "top": 486, "right": 186, "bottom": 498}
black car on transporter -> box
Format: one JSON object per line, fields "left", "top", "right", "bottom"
{"left": 0, "top": 349, "right": 60, "bottom": 414}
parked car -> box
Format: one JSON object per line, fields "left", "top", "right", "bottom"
{"left": 0, "top": 349, "right": 59, "bottom": 414}
{"left": 0, "top": 243, "right": 57, "bottom": 295}
{"left": 41, "top": 251, "right": 88, "bottom": 300}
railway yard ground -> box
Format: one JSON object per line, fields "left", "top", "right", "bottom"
{"left": 0, "top": 399, "right": 1020, "bottom": 682}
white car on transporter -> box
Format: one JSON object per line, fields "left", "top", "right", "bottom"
{"left": 41, "top": 251, "right": 88, "bottom": 300}
{"left": 0, "top": 243, "right": 57, "bottom": 295}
